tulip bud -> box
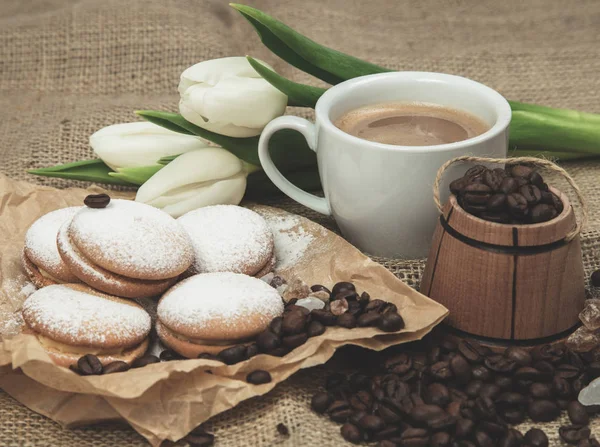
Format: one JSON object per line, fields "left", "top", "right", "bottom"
{"left": 178, "top": 57, "right": 288, "bottom": 138}
{"left": 135, "top": 148, "right": 248, "bottom": 217}
{"left": 90, "top": 121, "right": 211, "bottom": 170}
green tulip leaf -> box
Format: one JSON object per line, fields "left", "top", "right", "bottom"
{"left": 231, "top": 4, "right": 391, "bottom": 84}
{"left": 28, "top": 159, "right": 134, "bottom": 186}
{"left": 108, "top": 165, "right": 164, "bottom": 185}
{"left": 247, "top": 56, "right": 326, "bottom": 108}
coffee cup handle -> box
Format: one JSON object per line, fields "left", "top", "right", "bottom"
{"left": 258, "top": 116, "right": 331, "bottom": 215}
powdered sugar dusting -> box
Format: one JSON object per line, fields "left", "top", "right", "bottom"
{"left": 69, "top": 200, "right": 193, "bottom": 278}
{"left": 158, "top": 272, "right": 283, "bottom": 330}
{"left": 22, "top": 285, "right": 151, "bottom": 347}
{"left": 264, "top": 214, "right": 315, "bottom": 270}
{"left": 24, "top": 207, "right": 80, "bottom": 271}
{"left": 177, "top": 205, "right": 273, "bottom": 274}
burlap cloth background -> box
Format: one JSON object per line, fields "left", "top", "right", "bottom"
{"left": 1, "top": 0, "right": 600, "bottom": 445}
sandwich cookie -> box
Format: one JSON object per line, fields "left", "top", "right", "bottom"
{"left": 23, "top": 207, "right": 81, "bottom": 288}
{"left": 22, "top": 284, "right": 151, "bottom": 367}
{"left": 156, "top": 272, "right": 284, "bottom": 358}
{"left": 177, "top": 205, "right": 275, "bottom": 277}
{"left": 58, "top": 199, "right": 194, "bottom": 298}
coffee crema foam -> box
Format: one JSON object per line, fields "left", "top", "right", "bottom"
{"left": 334, "top": 102, "right": 489, "bottom": 146}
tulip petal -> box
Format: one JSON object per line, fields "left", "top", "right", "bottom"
{"left": 135, "top": 148, "right": 244, "bottom": 204}
{"left": 90, "top": 122, "right": 212, "bottom": 170}
{"left": 151, "top": 173, "right": 247, "bottom": 218}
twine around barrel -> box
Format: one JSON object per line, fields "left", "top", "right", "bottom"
{"left": 432, "top": 155, "right": 588, "bottom": 241}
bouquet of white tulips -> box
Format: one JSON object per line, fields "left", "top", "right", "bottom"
{"left": 31, "top": 4, "right": 600, "bottom": 217}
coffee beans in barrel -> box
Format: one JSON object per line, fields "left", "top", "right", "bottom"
{"left": 450, "top": 164, "right": 563, "bottom": 224}
{"left": 84, "top": 193, "right": 111, "bottom": 208}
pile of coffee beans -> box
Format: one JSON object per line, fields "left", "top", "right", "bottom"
{"left": 210, "top": 281, "right": 405, "bottom": 365}
{"left": 311, "top": 337, "right": 600, "bottom": 446}
{"left": 449, "top": 164, "right": 564, "bottom": 224}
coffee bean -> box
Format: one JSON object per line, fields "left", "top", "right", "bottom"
{"left": 495, "top": 391, "right": 527, "bottom": 409}
{"left": 378, "top": 312, "right": 405, "bottom": 332}
{"left": 160, "top": 349, "right": 183, "bottom": 361}
{"left": 76, "top": 354, "right": 103, "bottom": 375}
{"left": 479, "top": 383, "right": 501, "bottom": 400}
{"left": 530, "top": 203, "right": 556, "bottom": 223}
{"left": 524, "top": 428, "right": 549, "bottom": 447}
{"left": 478, "top": 420, "right": 508, "bottom": 438}
{"left": 447, "top": 401, "right": 462, "bottom": 417}
{"left": 494, "top": 376, "right": 513, "bottom": 391}
{"left": 499, "top": 177, "right": 519, "bottom": 195}
{"left": 350, "top": 390, "right": 373, "bottom": 412}
{"left": 450, "top": 177, "right": 471, "bottom": 195}
{"left": 424, "top": 383, "right": 450, "bottom": 407}
{"left": 471, "top": 365, "right": 492, "bottom": 381}
{"left": 474, "top": 430, "right": 495, "bottom": 447}
{"left": 198, "top": 353, "right": 219, "bottom": 361}
{"left": 331, "top": 281, "right": 355, "bottom": 297}
{"left": 340, "top": 423, "right": 362, "bottom": 444}
{"left": 568, "top": 400, "right": 590, "bottom": 425}
{"left": 337, "top": 313, "right": 357, "bottom": 328}
{"left": 102, "top": 361, "right": 130, "bottom": 374}
{"left": 310, "top": 284, "right": 331, "bottom": 294}
{"left": 465, "top": 381, "right": 483, "bottom": 398}
{"left": 358, "top": 414, "right": 385, "bottom": 432}
{"left": 500, "top": 407, "right": 525, "bottom": 424}
{"left": 474, "top": 396, "right": 496, "bottom": 420}
{"left": 486, "top": 193, "right": 507, "bottom": 210}
{"left": 509, "top": 165, "right": 534, "bottom": 178}
{"left": 430, "top": 361, "right": 453, "bottom": 380}
{"left": 462, "top": 183, "right": 493, "bottom": 205}
{"left": 484, "top": 170, "right": 504, "bottom": 190}
{"left": 529, "top": 382, "right": 554, "bottom": 399}
{"left": 327, "top": 400, "right": 353, "bottom": 422}
{"left": 514, "top": 366, "right": 549, "bottom": 382}
{"left": 411, "top": 404, "right": 445, "bottom": 423}
{"left": 377, "top": 399, "right": 402, "bottom": 424}
{"left": 532, "top": 344, "right": 565, "bottom": 364}
{"left": 560, "top": 425, "right": 591, "bottom": 444}
{"left": 256, "top": 330, "right": 280, "bottom": 352}
{"left": 450, "top": 355, "right": 471, "bottom": 384}
{"left": 246, "top": 370, "right": 272, "bottom": 384}
{"left": 458, "top": 340, "right": 488, "bottom": 364}
{"left": 399, "top": 427, "right": 430, "bottom": 446}
{"left": 430, "top": 431, "right": 451, "bottom": 447}
{"left": 310, "top": 309, "right": 337, "bottom": 326}
{"left": 427, "top": 413, "right": 457, "bottom": 431}
{"left": 556, "top": 363, "right": 581, "bottom": 380}
{"left": 455, "top": 418, "right": 475, "bottom": 438}
{"left": 84, "top": 193, "right": 111, "bottom": 208}
{"left": 466, "top": 165, "right": 489, "bottom": 178}
{"left": 185, "top": 427, "right": 215, "bottom": 447}
{"left": 357, "top": 311, "right": 383, "bottom": 327}
{"left": 519, "top": 184, "right": 542, "bottom": 205}
{"left": 217, "top": 346, "right": 247, "bottom": 365}
{"left": 528, "top": 399, "right": 560, "bottom": 422}
{"left": 282, "top": 311, "right": 308, "bottom": 334}
{"left": 551, "top": 192, "right": 564, "bottom": 214}
{"left": 507, "top": 193, "right": 529, "bottom": 218}
{"left": 245, "top": 343, "right": 259, "bottom": 359}
{"left": 276, "top": 423, "right": 289, "bottom": 436}
{"left": 282, "top": 333, "right": 308, "bottom": 349}
{"left": 385, "top": 353, "right": 413, "bottom": 375}
{"left": 311, "top": 392, "right": 332, "bottom": 413}
{"left": 307, "top": 320, "right": 326, "bottom": 337}
{"left": 364, "top": 299, "right": 386, "bottom": 313}
{"left": 269, "top": 317, "right": 283, "bottom": 336}
{"left": 131, "top": 354, "right": 160, "bottom": 369}
{"left": 499, "top": 429, "right": 525, "bottom": 447}
{"left": 504, "top": 347, "right": 533, "bottom": 366}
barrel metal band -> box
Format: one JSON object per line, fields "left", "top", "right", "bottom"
{"left": 439, "top": 216, "right": 568, "bottom": 255}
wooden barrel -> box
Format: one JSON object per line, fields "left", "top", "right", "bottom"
{"left": 420, "top": 187, "right": 585, "bottom": 342}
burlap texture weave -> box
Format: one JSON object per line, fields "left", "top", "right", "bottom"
{"left": 1, "top": 0, "right": 600, "bottom": 445}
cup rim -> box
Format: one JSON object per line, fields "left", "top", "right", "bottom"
{"left": 315, "top": 71, "right": 512, "bottom": 153}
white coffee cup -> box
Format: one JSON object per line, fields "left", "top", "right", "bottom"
{"left": 258, "top": 72, "right": 511, "bottom": 258}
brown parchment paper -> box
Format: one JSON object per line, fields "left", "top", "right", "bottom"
{"left": 0, "top": 174, "right": 448, "bottom": 446}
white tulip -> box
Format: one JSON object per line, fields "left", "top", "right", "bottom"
{"left": 90, "top": 122, "right": 211, "bottom": 170}
{"left": 178, "top": 57, "right": 288, "bottom": 138}
{"left": 135, "top": 148, "right": 247, "bottom": 218}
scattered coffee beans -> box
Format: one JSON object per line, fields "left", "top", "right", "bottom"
{"left": 102, "top": 361, "right": 130, "bottom": 374}
{"left": 309, "top": 337, "right": 600, "bottom": 446}
{"left": 83, "top": 193, "right": 111, "bottom": 208}
{"left": 131, "top": 354, "right": 160, "bottom": 368}
{"left": 450, "top": 164, "right": 562, "bottom": 224}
